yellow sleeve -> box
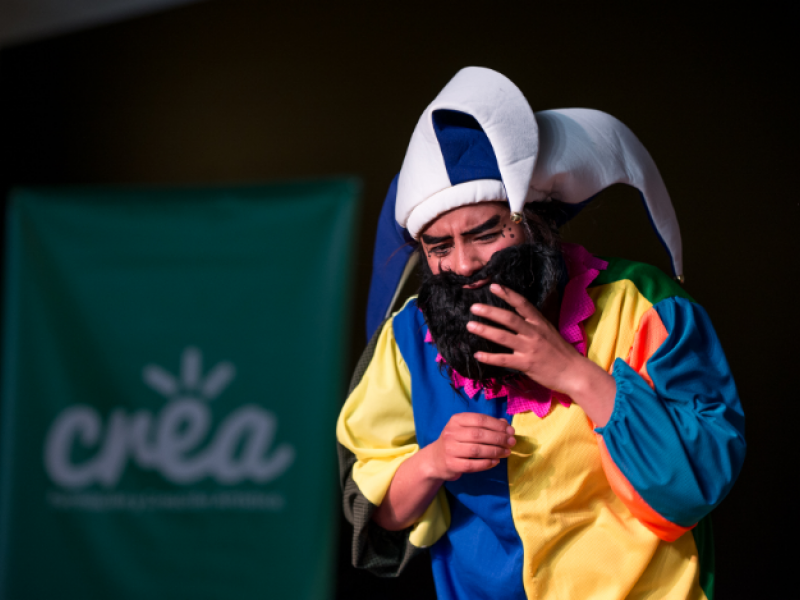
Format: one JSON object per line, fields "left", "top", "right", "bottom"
{"left": 336, "top": 317, "right": 449, "bottom": 548}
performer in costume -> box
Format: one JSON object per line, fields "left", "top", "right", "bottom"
{"left": 337, "top": 67, "right": 745, "bottom": 599}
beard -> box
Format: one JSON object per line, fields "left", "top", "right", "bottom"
{"left": 417, "top": 240, "right": 563, "bottom": 387}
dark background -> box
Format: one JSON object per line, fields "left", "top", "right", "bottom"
{"left": 0, "top": 1, "right": 796, "bottom": 598}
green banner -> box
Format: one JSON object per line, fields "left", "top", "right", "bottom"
{"left": 0, "top": 181, "right": 360, "bottom": 599}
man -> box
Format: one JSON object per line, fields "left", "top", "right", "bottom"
{"left": 337, "top": 67, "right": 745, "bottom": 599}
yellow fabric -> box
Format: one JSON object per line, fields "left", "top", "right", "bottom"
{"left": 509, "top": 405, "right": 705, "bottom": 599}
{"left": 506, "top": 279, "right": 706, "bottom": 599}
{"left": 585, "top": 279, "right": 653, "bottom": 371}
{"left": 335, "top": 316, "right": 450, "bottom": 548}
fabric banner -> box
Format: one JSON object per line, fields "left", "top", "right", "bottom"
{"left": 0, "top": 181, "right": 360, "bottom": 599}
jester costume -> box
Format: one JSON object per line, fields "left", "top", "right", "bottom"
{"left": 337, "top": 68, "right": 745, "bottom": 599}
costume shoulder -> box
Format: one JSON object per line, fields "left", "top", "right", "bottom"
{"left": 590, "top": 256, "right": 693, "bottom": 304}
{"left": 586, "top": 256, "right": 746, "bottom": 542}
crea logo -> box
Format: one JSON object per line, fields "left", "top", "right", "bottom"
{"left": 44, "top": 347, "right": 295, "bottom": 489}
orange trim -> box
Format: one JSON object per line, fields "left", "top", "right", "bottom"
{"left": 596, "top": 436, "right": 694, "bottom": 542}
{"left": 626, "top": 308, "right": 669, "bottom": 389}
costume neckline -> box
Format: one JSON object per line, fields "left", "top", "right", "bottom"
{"left": 423, "top": 243, "right": 607, "bottom": 417}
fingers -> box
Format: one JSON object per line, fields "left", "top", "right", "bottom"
{"left": 466, "top": 319, "right": 519, "bottom": 350}
{"left": 469, "top": 303, "right": 527, "bottom": 333}
{"left": 472, "top": 349, "right": 521, "bottom": 370}
{"left": 442, "top": 415, "right": 516, "bottom": 452}
{"left": 440, "top": 443, "right": 510, "bottom": 479}
{"left": 446, "top": 457, "right": 501, "bottom": 476}
{"left": 436, "top": 413, "right": 518, "bottom": 479}
{"left": 450, "top": 412, "right": 514, "bottom": 434}
{"left": 450, "top": 440, "right": 511, "bottom": 460}
{"left": 468, "top": 285, "right": 546, "bottom": 335}
{"left": 489, "top": 284, "right": 542, "bottom": 321}
{"left": 466, "top": 317, "right": 529, "bottom": 371}
{"left": 449, "top": 425, "right": 516, "bottom": 448}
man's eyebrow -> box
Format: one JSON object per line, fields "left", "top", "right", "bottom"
{"left": 462, "top": 215, "right": 501, "bottom": 236}
{"left": 421, "top": 232, "right": 452, "bottom": 245}
{"left": 421, "top": 215, "right": 503, "bottom": 245}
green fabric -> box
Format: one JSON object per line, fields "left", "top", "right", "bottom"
{"left": 693, "top": 516, "right": 716, "bottom": 600}
{"left": 590, "top": 256, "right": 694, "bottom": 305}
{"left": 0, "top": 181, "right": 360, "bottom": 600}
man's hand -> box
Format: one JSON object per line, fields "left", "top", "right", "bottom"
{"left": 373, "top": 412, "right": 514, "bottom": 530}
{"left": 467, "top": 284, "right": 616, "bottom": 426}
{"left": 428, "top": 413, "right": 516, "bottom": 481}
{"left": 467, "top": 284, "right": 581, "bottom": 393}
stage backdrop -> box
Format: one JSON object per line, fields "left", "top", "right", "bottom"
{"left": 0, "top": 180, "right": 360, "bottom": 599}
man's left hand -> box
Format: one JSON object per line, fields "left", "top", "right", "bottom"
{"left": 468, "top": 284, "right": 579, "bottom": 393}
{"left": 468, "top": 284, "right": 617, "bottom": 426}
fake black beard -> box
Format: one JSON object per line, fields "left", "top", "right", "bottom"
{"left": 417, "top": 242, "right": 563, "bottom": 387}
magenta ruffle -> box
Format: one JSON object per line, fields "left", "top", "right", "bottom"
{"left": 424, "top": 243, "right": 607, "bottom": 418}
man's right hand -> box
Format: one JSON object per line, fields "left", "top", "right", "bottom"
{"left": 428, "top": 413, "right": 516, "bottom": 481}
{"left": 372, "top": 412, "right": 516, "bottom": 530}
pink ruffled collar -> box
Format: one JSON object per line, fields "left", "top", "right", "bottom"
{"left": 424, "top": 243, "right": 607, "bottom": 417}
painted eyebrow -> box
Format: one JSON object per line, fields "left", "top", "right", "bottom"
{"left": 462, "top": 214, "right": 501, "bottom": 236}
{"left": 421, "top": 215, "right": 502, "bottom": 245}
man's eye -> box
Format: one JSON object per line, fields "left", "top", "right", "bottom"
{"left": 476, "top": 232, "right": 501, "bottom": 242}
{"left": 429, "top": 245, "right": 451, "bottom": 256}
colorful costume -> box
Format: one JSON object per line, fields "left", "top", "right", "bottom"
{"left": 338, "top": 247, "right": 744, "bottom": 599}
{"left": 338, "top": 67, "right": 745, "bottom": 599}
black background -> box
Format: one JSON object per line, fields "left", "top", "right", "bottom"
{"left": 1, "top": 1, "right": 796, "bottom": 598}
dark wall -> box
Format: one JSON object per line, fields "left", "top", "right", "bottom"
{"left": 1, "top": 2, "right": 796, "bottom": 598}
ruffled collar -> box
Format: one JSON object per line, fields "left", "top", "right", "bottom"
{"left": 423, "top": 243, "right": 607, "bottom": 417}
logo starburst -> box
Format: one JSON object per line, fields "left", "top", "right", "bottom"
{"left": 142, "top": 347, "right": 235, "bottom": 402}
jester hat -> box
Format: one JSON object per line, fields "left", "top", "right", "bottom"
{"left": 366, "top": 67, "right": 681, "bottom": 340}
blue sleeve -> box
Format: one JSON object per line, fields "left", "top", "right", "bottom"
{"left": 596, "top": 297, "right": 746, "bottom": 527}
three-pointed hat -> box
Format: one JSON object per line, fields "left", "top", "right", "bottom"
{"left": 366, "top": 67, "right": 681, "bottom": 340}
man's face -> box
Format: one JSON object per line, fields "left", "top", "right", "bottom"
{"left": 417, "top": 201, "right": 564, "bottom": 384}
{"left": 420, "top": 202, "right": 526, "bottom": 287}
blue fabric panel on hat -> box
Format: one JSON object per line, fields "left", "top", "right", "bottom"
{"left": 597, "top": 297, "right": 746, "bottom": 527}
{"left": 366, "top": 174, "right": 416, "bottom": 340}
{"left": 432, "top": 110, "right": 503, "bottom": 186}
{"left": 392, "top": 302, "right": 526, "bottom": 600}
{"left": 553, "top": 195, "right": 594, "bottom": 227}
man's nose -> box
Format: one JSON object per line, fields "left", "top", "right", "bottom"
{"left": 449, "top": 245, "right": 483, "bottom": 277}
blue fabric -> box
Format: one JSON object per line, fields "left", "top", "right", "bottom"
{"left": 366, "top": 175, "right": 416, "bottom": 340}
{"left": 432, "top": 110, "right": 503, "bottom": 186}
{"left": 597, "top": 297, "right": 746, "bottom": 527}
{"left": 553, "top": 194, "right": 594, "bottom": 227}
{"left": 392, "top": 302, "right": 526, "bottom": 600}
